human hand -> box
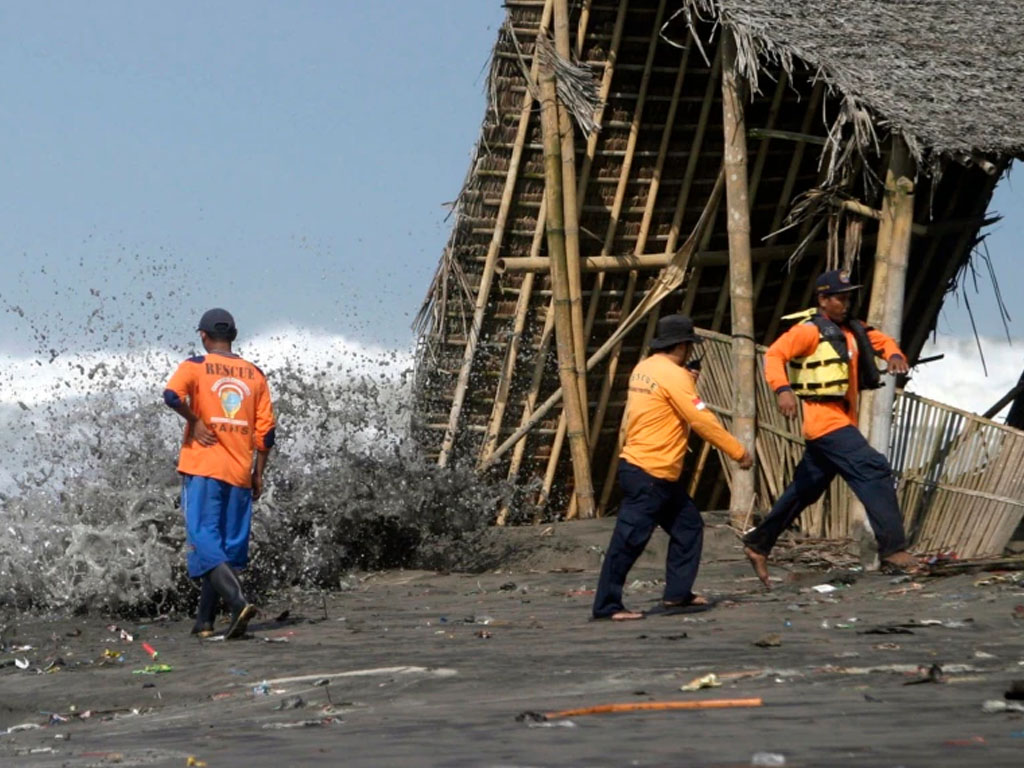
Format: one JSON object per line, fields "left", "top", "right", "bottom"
{"left": 738, "top": 449, "right": 754, "bottom": 470}
{"left": 192, "top": 419, "right": 218, "bottom": 446}
{"left": 887, "top": 354, "right": 909, "bottom": 375}
{"left": 777, "top": 390, "right": 799, "bottom": 419}
{"left": 251, "top": 471, "right": 263, "bottom": 501}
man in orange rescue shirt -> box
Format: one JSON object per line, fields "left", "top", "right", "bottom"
{"left": 164, "top": 308, "right": 276, "bottom": 638}
{"left": 743, "top": 271, "right": 919, "bottom": 587}
{"left": 593, "top": 315, "right": 753, "bottom": 621}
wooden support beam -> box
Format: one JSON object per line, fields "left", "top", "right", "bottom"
{"left": 721, "top": 28, "right": 757, "bottom": 527}
{"left": 747, "top": 127, "right": 827, "bottom": 145}
{"left": 539, "top": 33, "right": 596, "bottom": 519}
{"left": 436, "top": 0, "right": 554, "bottom": 468}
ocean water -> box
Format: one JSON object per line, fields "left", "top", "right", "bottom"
{"left": 0, "top": 331, "right": 530, "bottom": 618}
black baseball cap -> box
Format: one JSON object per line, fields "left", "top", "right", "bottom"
{"left": 197, "top": 308, "right": 236, "bottom": 334}
{"left": 815, "top": 269, "right": 861, "bottom": 295}
{"left": 650, "top": 314, "right": 703, "bottom": 350}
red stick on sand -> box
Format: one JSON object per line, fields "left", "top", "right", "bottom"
{"left": 141, "top": 642, "right": 159, "bottom": 659}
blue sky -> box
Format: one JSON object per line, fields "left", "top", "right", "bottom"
{"left": 0, "top": 1, "right": 1019, "bottom": 362}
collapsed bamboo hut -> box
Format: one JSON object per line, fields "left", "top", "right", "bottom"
{"left": 413, "top": 0, "right": 1024, "bottom": 554}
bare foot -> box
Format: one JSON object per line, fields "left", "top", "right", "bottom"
{"left": 663, "top": 594, "right": 710, "bottom": 608}
{"left": 610, "top": 610, "right": 645, "bottom": 621}
{"left": 744, "top": 546, "right": 772, "bottom": 589}
{"left": 882, "top": 550, "right": 924, "bottom": 575}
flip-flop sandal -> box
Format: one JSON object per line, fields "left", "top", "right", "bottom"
{"left": 591, "top": 610, "right": 645, "bottom": 622}
{"left": 646, "top": 598, "right": 715, "bottom": 616}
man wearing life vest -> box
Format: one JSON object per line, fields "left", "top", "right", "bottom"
{"left": 593, "top": 315, "right": 754, "bottom": 621}
{"left": 742, "top": 270, "right": 919, "bottom": 587}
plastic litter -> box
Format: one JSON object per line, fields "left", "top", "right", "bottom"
{"left": 527, "top": 720, "right": 577, "bottom": 728}
{"left": 4, "top": 723, "right": 42, "bottom": 734}
{"left": 186, "top": 758, "right": 207, "bottom": 767}
{"left": 141, "top": 642, "right": 158, "bottom": 659}
{"left": 811, "top": 584, "right": 838, "bottom": 594}
{"left": 680, "top": 673, "right": 722, "bottom": 691}
{"left": 14, "top": 658, "right": 30, "bottom": 670}
{"left": 751, "top": 753, "right": 786, "bottom": 767}
{"left": 253, "top": 681, "right": 271, "bottom": 696}
{"left": 982, "top": 699, "right": 1024, "bottom": 713}
{"left": 132, "top": 664, "right": 173, "bottom": 675}
{"left": 261, "top": 717, "right": 341, "bottom": 729}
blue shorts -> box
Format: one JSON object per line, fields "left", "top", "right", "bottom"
{"left": 181, "top": 474, "right": 253, "bottom": 578}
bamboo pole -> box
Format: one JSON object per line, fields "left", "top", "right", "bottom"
{"left": 437, "top": 0, "right": 554, "bottom": 468}
{"left": 547, "top": 0, "right": 668, "bottom": 516}
{"left": 553, "top": 0, "right": 589, "bottom": 442}
{"left": 721, "top": 29, "right": 756, "bottom": 527}
{"left": 498, "top": 0, "right": 627, "bottom": 504}
{"left": 539, "top": 35, "right": 596, "bottom": 519}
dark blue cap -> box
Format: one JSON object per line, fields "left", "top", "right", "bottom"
{"left": 815, "top": 269, "right": 861, "bottom": 295}
{"left": 197, "top": 308, "right": 236, "bottom": 334}
{"left": 650, "top": 314, "right": 703, "bottom": 350}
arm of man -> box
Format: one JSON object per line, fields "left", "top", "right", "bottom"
{"left": 251, "top": 378, "right": 277, "bottom": 500}
{"left": 867, "top": 327, "right": 909, "bottom": 375}
{"left": 163, "top": 365, "right": 217, "bottom": 446}
{"left": 765, "top": 323, "right": 819, "bottom": 418}
{"left": 668, "top": 375, "right": 750, "bottom": 466}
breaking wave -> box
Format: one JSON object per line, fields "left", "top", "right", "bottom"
{"left": 0, "top": 330, "right": 531, "bottom": 618}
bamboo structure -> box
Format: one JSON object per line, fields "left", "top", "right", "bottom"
{"left": 538, "top": 33, "right": 596, "bottom": 518}
{"left": 414, "top": 1, "right": 1023, "bottom": 552}
{"left": 721, "top": 28, "right": 756, "bottom": 527}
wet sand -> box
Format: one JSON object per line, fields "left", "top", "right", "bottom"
{"left": 3, "top": 517, "right": 1024, "bottom": 767}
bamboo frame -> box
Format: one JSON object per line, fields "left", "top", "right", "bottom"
{"left": 436, "top": 0, "right": 555, "bottom": 468}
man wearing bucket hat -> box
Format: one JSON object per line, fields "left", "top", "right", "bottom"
{"left": 593, "top": 314, "right": 753, "bottom": 621}
{"left": 163, "top": 308, "right": 276, "bottom": 638}
{"left": 743, "top": 270, "right": 919, "bottom": 587}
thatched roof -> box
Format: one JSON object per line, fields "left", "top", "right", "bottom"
{"left": 690, "top": 0, "right": 1024, "bottom": 162}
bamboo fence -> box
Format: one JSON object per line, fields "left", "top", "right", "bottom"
{"left": 697, "top": 330, "right": 1024, "bottom": 557}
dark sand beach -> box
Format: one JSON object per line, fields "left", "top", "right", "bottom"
{"left": 3, "top": 518, "right": 1024, "bottom": 767}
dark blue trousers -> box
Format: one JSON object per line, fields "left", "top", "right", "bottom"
{"left": 744, "top": 425, "right": 908, "bottom": 558}
{"left": 593, "top": 460, "right": 704, "bottom": 618}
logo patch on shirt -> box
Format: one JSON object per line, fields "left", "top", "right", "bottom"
{"left": 692, "top": 397, "right": 706, "bottom": 411}
{"left": 211, "top": 377, "right": 252, "bottom": 419}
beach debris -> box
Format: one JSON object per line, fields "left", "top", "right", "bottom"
{"left": 1005, "top": 680, "right": 1024, "bottom": 700}
{"left": 4, "top": 723, "right": 42, "bottom": 734}
{"left": 228, "top": 668, "right": 248, "bottom": 676}
{"left": 811, "top": 584, "right": 838, "bottom": 594}
{"left": 141, "top": 642, "right": 159, "bottom": 659}
{"left": 263, "top": 636, "right": 289, "bottom": 643}
{"left": 858, "top": 625, "right": 914, "bottom": 635}
{"left": 750, "top": 753, "right": 786, "bottom": 767}
{"left": 102, "top": 649, "right": 125, "bottom": 663}
{"left": 527, "top": 720, "right": 577, "bottom": 728}
{"left": 499, "top": 581, "right": 517, "bottom": 591}
{"left": 475, "top": 629, "right": 492, "bottom": 639}
{"left": 261, "top": 717, "right": 341, "bottom": 730}
{"left": 253, "top": 681, "right": 271, "bottom": 696}
{"left": 519, "top": 698, "right": 763, "bottom": 721}
{"left": 273, "top": 696, "right": 305, "bottom": 711}
{"left": 274, "top": 609, "right": 291, "bottom": 622}
{"left": 974, "top": 650, "right": 997, "bottom": 659}
{"left": 983, "top": 699, "right": 1024, "bottom": 714}
{"left": 754, "top": 633, "right": 782, "bottom": 648}
{"left": 14, "top": 657, "right": 31, "bottom": 670}
{"left": 186, "top": 758, "right": 207, "bottom": 767}
{"left": 132, "top": 664, "right": 173, "bottom": 675}
{"left": 872, "top": 643, "right": 901, "bottom": 651}
{"left": 829, "top": 573, "right": 858, "bottom": 586}
{"left": 903, "top": 663, "right": 944, "bottom": 685}
{"left": 680, "top": 673, "right": 722, "bottom": 692}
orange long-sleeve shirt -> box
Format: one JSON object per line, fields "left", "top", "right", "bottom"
{"left": 164, "top": 352, "right": 276, "bottom": 488}
{"left": 764, "top": 318, "right": 903, "bottom": 441}
{"left": 620, "top": 353, "right": 746, "bottom": 481}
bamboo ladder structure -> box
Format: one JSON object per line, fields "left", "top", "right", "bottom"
{"left": 437, "top": 0, "right": 555, "bottom": 469}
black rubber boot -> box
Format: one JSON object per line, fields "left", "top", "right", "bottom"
{"left": 190, "top": 575, "right": 220, "bottom": 637}
{"left": 208, "top": 562, "right": 256, "bottom": 639}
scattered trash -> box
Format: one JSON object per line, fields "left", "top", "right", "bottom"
{"left": 228, "top": 668, "right": 249, "bottom": 676}
{"left": 4, "top": 723, "right": 42, "bottom": 734}
{"left": 974, "top": 650, "right": 997, "bottom": 659}
{"left": 680, "top": 673, "right": 722, "bottom": 692}
{"left": 754, "top": 633, "right": 782, "bottom": 648}
{"left": 872, "top": 643, "right": 901, "bottom": 651}
{"left": 132, "top": 664, "right": 173, "bottom": 675}
{"left": 261, "top": 717, "right": 341, "bottom": 729}
{"left": 889, "top": 575, "right": 913, "bottom": 585}
{"left": 499, "top": 582, "right": 517, "bottom": 591}
{"left": 141, "top": 642, "right": 159, "bottom": 659}
{"left": 186, "top": 757, "right": 207, "bottom": 767}
{"left": 475, "top": 630, "right": 492, "bottom": 639}
{"left": 273, "top": 696, "right": 305, "bottom": 711}
{"left": 903, "top": 663, "right": 944, "bottom": 685}
{"left": 102, "top": 649, "right": 125, "bottom": 663}
{"left": 527, "top": 720, "right": 577, "bottom": 728}
{"left": 750, "top": 752, "right": 786, "bottom": 767}
{"left": 811, "top": 584, "right": 838, "bottom": 594}
{"left": 1005, "top": 680, "right": 1024, "bottom": 700}
{"left": 253, "top": 682, "right": 271, "bottom": 697}
{"left": 521, "top": 698, "right": 763, "bottom": 721}
{"left": 14, "top": 658, "right": 30, "bottom": 670}
{"left": 263, "top": 636, "right": 290, "bottom": 644}
{"left": 983, "top": 699, "right": 1024, "bottom": 713}
{"left": 859, "top": 626, "right": 914, "bottom": 635}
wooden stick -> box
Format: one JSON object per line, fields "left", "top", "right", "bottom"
{"left": 437, "top": 0, "right": 555, "bottom": 468}
{"left": 542, "top": 698, "right": 764, "bottom": 720}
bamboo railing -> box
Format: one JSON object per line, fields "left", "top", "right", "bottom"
{"left": 696, "top": 330, "right": 1024, "bottom": 557}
